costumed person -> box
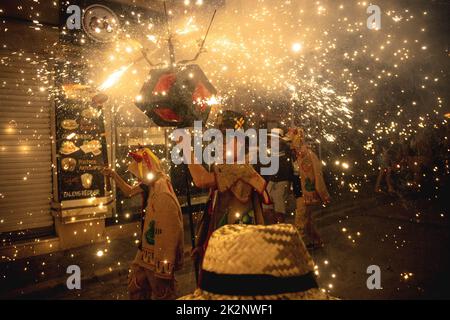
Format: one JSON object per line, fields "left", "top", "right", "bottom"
{"left": 187, "top": 110, "right": 269, "bottom": 277}
{"left": 262, "top": 127, "right": 295, "bottom": 224}
{"left": 179, "top": 224, "right": 335, "bottom": 300}
{"left": 102, "top": 147, "right": 184, "bottom": 300}
{"left": 287, "top": 128, "right": 330, "bottom": 248}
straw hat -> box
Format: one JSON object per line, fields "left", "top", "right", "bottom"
{"left": 180, "top": 224, "right": 334, "bottom": 300}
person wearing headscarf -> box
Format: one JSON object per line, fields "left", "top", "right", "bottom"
{"left": 103, "top": 147, "right": 184, "bottom": 300}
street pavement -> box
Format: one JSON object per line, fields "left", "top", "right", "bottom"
{"left": 1, "top": 193, "right": 449, "bottom": 300}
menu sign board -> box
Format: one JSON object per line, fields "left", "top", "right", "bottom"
{"left": 55, "top": 89, "right": 108, "bottom": 202}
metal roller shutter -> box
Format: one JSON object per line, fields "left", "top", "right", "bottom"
{"left": 0, "top": 49, "right": 54, "bottom": 234}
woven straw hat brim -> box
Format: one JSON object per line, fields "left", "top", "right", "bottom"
{"left": 181, "top": 224, "right": 339, "bottom": 300}
{"left": 179, "top": 288, "right": 335, "bottom": 300}
{"left": 201, "top": 224, "right": 315, "bottom": 278}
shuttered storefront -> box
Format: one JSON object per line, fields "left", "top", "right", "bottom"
{"left": 0, "top": 49, "right": 54, "bottom": 236}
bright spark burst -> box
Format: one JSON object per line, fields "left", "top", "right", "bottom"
{"left": 98, "top": 63, "right": 133, "bottom": 91}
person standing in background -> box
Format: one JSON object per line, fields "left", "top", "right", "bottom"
{"left": 374, "top": 143, "right": 396, "bottom": 194}
{"left": 262, "top": 128, "right": 295, "bottom": 224}
{"left": 288, "top": 128, "right": 330, "bottom": 248}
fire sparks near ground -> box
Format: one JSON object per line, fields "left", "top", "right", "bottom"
{"left": 0, "top": 0, "right": 449, "bottom": 300}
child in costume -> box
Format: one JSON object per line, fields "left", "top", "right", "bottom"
{"left": 103, "top": 147, "right": 184, "bottom": 300}
{"left": 287, "top": 128, "right": 330, "bottom": 248}
{"left": 187, "top": 111, "right": 269, "bottom": 271}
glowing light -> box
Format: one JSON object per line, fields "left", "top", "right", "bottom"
{"left": 146, "top": 172, "right": 155, "bottom": 181}
{"left": 66, "top": 133, "right": 76, "bottom": 140}
{"left": 98, "top": 64, "right": 133, "bottom": 91}
{"left": 206, "top": 95, "right": 220, "bottom": 106}
{"left": 292, "top": 42, "right": 303, "bottom": 53}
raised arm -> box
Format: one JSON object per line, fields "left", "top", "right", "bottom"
{"left": 188, "top": 163, "right": 216, "bottom": 189}
{"left": 179, "top": 146, "right": 215, "bottom": 189}
{"left": 102, "top": 167, "right": 143, "bottom": 198}
{"left": 175, "top": 136, "right": 216, "bottom": 189}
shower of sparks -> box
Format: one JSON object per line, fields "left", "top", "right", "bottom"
{"left": 0, "top": 0, "right": 449, "bottom": 300}
{"left": 98, "top": 63, "right": 134, "bottom": 91}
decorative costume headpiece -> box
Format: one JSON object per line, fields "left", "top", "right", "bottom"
{"left": 127, "top": 147, "right": 163, "bottom": 182}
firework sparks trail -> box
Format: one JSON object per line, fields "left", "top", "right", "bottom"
{"left": 98, "top": 63, "right": 134, "bottom": 91}
{"left": 0, "top": 0, "right": 449, "bottom": 299}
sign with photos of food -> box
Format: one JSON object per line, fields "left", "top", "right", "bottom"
{"left": 55, "top": 85, "right": 108, "bottom": 201}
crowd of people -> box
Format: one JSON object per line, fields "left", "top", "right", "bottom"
{"left": 102, "top": 110, "right": 333, "bottom": 300}
{"left": 374, "top": 127, "right": 449, "bottom": 196}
